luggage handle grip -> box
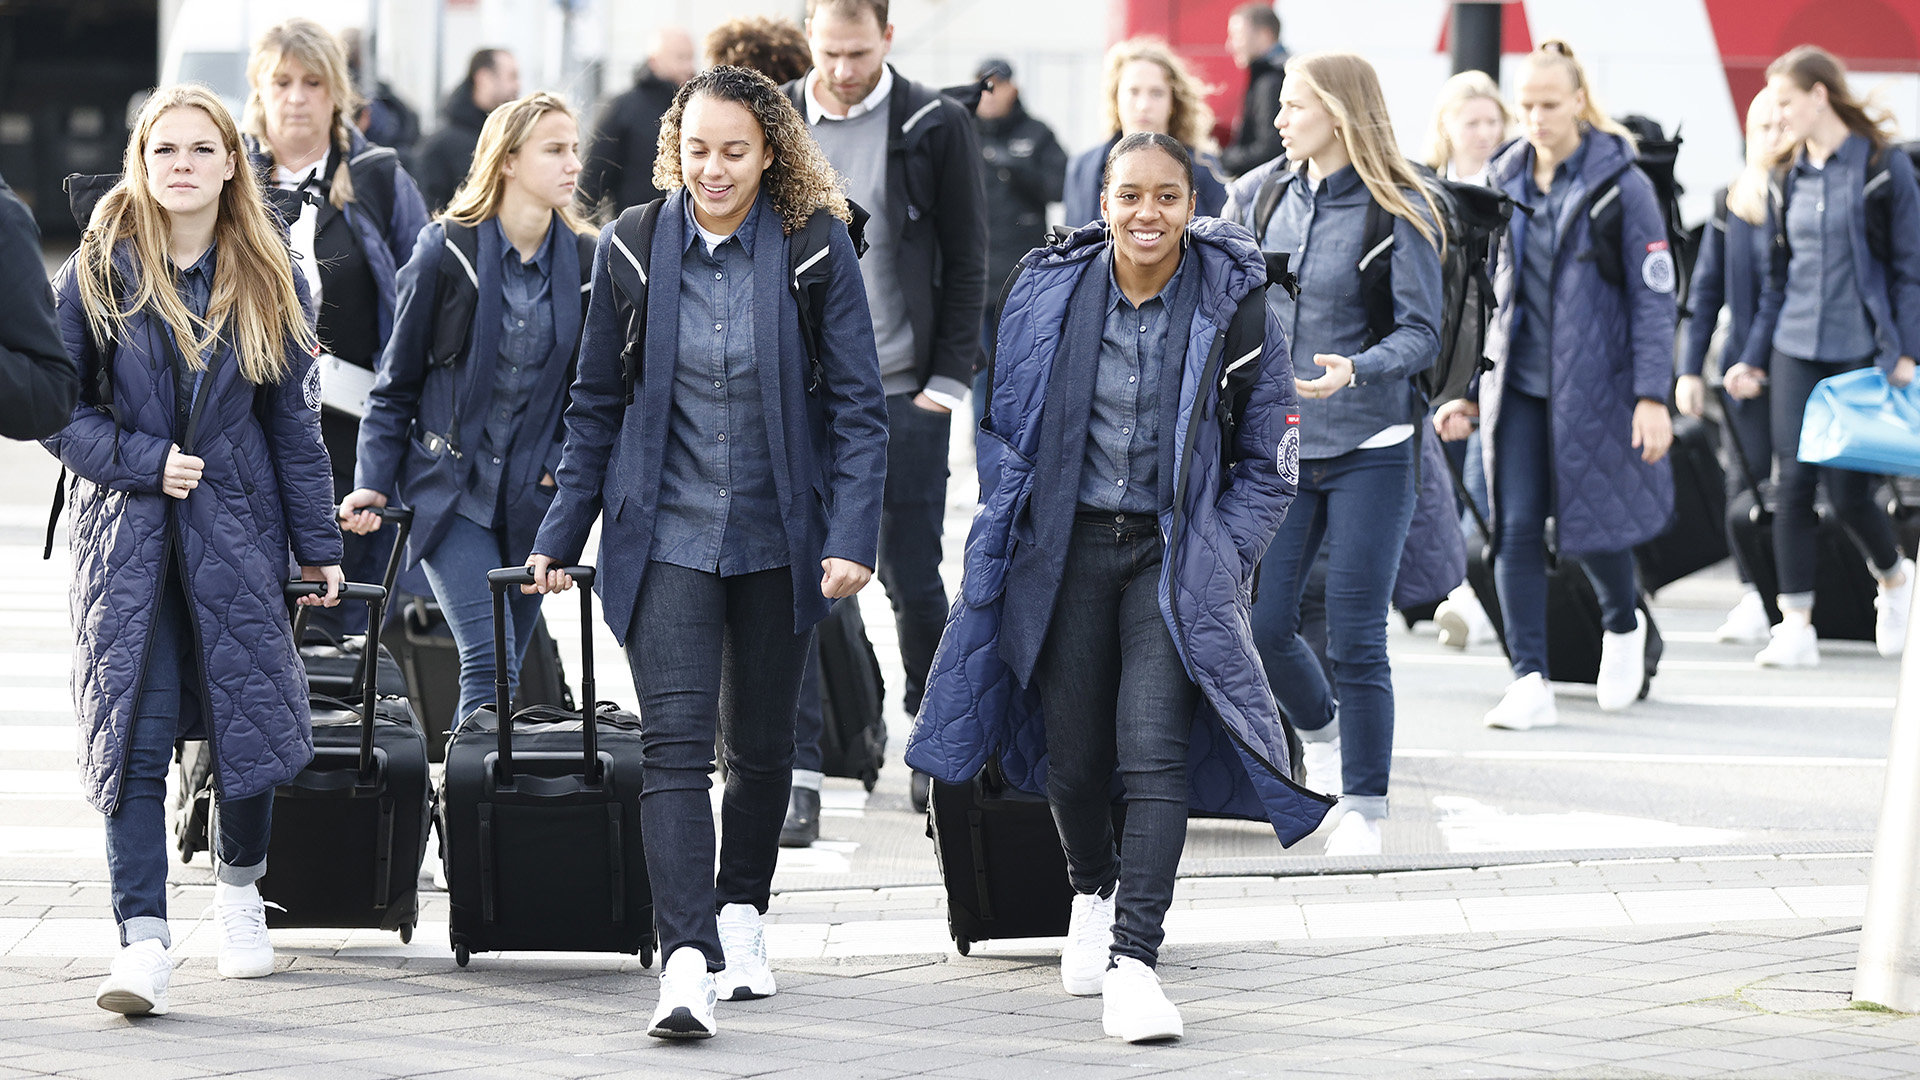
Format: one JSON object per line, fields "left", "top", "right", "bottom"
{"left": 336, "top": 504, "right": 415, "bottom": 604}
{"left": 481, "top": 751, "right": 615, "bottom": 798}
{"left": 279, "top": 745, "right": 389, "bottom": 795}
{"left": 486, "top": 565, "right": 599, "bottom": 785}
{"left": 286, "top": 580, "right": 388, "bottom": 781}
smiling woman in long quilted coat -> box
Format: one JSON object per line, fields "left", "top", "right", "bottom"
{"left": 44, "top": 85, "right": 343, "bottom": 1017}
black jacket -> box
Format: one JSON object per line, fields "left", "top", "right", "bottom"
{"left": 784, "top": 67, "right": 990, "bottom": 398}
{"left": 975, "top": 100, "right": 1067, "bottom": 304}
{"left": 411, "top": 83, "right": 490, "bottom": 214}
{"left": 1220, "top": 45, "right": 1288, "bottom": 179}
{"left": 581, "top": 68, "right": 678, "bottom": 218}
{"left": 0, "top": 172, "right": 75, "bottom": 440}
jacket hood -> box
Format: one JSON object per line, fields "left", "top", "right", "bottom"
{"left": 1035, "top": 216, "right": 1266, "bottom": 322}
{"left": 1491, "top": 129, "right": 1635, "bottom": 192}
{"left": 441, "top": 81, "right": 489, "bottom": 129}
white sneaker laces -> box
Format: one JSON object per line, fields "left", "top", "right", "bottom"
{"left": 219, "top": 895, "right": 269, "bottom": 949}
{"left": 718, "top": 916, "right": 765, "bottom": 967}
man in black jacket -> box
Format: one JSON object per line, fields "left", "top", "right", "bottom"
{"left": 0, "top": 171, "right": 75, "bottom": 441}
{"left": 411, "top": 48, "right": 520, "bottom": 213}
{"left": 579, "top": 27, "right": 696, "bottom": 218}
{"left": 973, "top": 57, "right": 1066, "bottom": 347}
{"left": 1219, "top": 3, "right": 1288, "bottom": 179}
{"left": 780, "top": 0, "right": 988, "bottom": 838}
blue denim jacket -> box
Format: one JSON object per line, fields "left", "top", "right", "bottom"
{"left": 1258, "top": 164, "right": 1441, "bottom": 459}
{"left": 1078, "top": 249, "right": 1186, "bottom": 513}
{"left": 457, "top": 218, "right": 557, "bottom": 527}
{"left": 1775, "top": 142, "right": 1878, "bottom": 362}
{"left": 648, "top": 197, "right": 786, "bottom": 575}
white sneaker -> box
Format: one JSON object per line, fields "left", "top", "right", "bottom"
{"left": 95, "top": 939, "right": 171, "bottom": 1016}
{"left": 1061, "top": 890, "right": 1116, "bottom": 996}
{"left": 1714, "top": 591, "right": 1772, "bottom": 644}
{"left": 1484, "top": 673, "right": 1557, "bottom": 730}
{"left": 1322, "top": 810, "right": 1382, "bottom": 857}
{"left": 214, "top": 881, "right": 274, "bottom": 979}
{"left": 715, "top": 903, "right": 776, "bottom": 1001}
{"left": 1755, "top": 619, "right": 1820, "bottom": 668}
{"left": 1435, "top": 586, "right": 1497, "bottom": 649}
{"left": 1877, "top": 559, "right": 1915, "bottom": 658}
{"left": 1595, "top": 613, "right": 1648, "bottom": 712}
{"left": 649, "top": 947, "right": 718, "bottom": 1039}
{"left": 1301, "top": 736, "right": 1342, "bottom": 799}
{"left": 1101, "top": 956, "right": 1183, "bottom": 1042}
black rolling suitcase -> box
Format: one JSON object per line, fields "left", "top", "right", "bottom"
{"left": 259, "top": 580, "right": 433, "bottom": 939}
{"left": 1634, "top": 415, "right": 1728, "bottom": 592}
{"left": 392, "top": 597, "right": 574, "bottom": 762}
{"left": 293, "top": 508, "right": 413, "bottom": 701}
{"left": 441, "top": 565, "right": 655, "bottom": 968}
{"left": 929, "top": 762, "right": 1124, "bottom": 956}
{"left": 817, "top": 599, "right": 887, "bottom": 791}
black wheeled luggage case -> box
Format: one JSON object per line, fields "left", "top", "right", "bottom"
{"left": 295, "top": 507, "right": 414, "bottom": 701}
{"left": 817, "top": 599, "right": 887, "bottom": 791}
{"left": 260, "top": 581, "right": 433, "bottom": 940}
{"left": 1634, "top": 415, "right": 1728, "bottom": 592}
{"left": 441, "top": 565, "right": 654, "bottom": 968}
{"left": 392, "top": 598, "right": 574, "bottom": 762}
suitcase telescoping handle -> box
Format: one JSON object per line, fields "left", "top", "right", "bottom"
{"left": 285, "top": 580, "right": 388, "bottom": 781}
{"left": 486, "top": 565, "right": 599, "bottom": 785}
{"left": 362, "top": 504, "right": 414, "bottom": 599}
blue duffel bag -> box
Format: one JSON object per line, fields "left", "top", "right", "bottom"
{"left": 1799, "top": 366, "right": 1920, "bottom": 477}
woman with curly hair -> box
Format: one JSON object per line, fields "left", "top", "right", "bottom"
{"left": 526, "top": 66, "right": 887, "bottom": 1039}
{"left": 1063, "top": 37, "right": 1228, "bottom": 226}
{"left": 705, "top": 15, "right": 812, "bottom": 84}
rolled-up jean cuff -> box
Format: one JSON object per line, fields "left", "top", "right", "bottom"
{"left": 121, "top": 916, "right": 171, "bottom": 949}
{"left": 216, "top": 859, "right": 267, "bottom": 887}
{"left": 1337, "top": 794, "right": 1388, "bottom": 821}
{"left": 1297, "top": 719, "right": 1340, "bottom": 742}
{"left": 790, "top": 769, "right": 824, "bottom": 792}
{"left": 1779, "top": 592, "right": 1814, "bottom": 612}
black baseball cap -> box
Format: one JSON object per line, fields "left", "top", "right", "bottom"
{"left": 976, "top": 57, "right": 1014, "bottom": 83}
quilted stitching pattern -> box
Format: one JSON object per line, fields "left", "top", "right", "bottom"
{"left": 46, "top": 247, "right": 340, "bottom": 813}
{"left": 907, "top": 220, "right": 1335, "bottom": 847}
{"left": 1394, "top": 425, "right": 1467, "bottom": 611}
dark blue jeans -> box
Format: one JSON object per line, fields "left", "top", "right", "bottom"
{"left": 419, "top": 515, "right": 544, "bottom": 730}
{"left": 1769, "top": 351, "right": 1902, "bottom": 598}
{"left": 1252, "top": 440, "right": 1416, "bottom": 819}
{"left": 626, "top": 562, "right": 810, "bottom": 970}
{"left": 107, "top": 569, "right": 272, "bottom": 948}
{"left": 1035, "top": 514, "right": 1196, "bottom": 969}
{"left": 1493, "top": 390, "right": 1639, "bottom": 676}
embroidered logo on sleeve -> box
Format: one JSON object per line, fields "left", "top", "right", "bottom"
{"left": 1278, "top": 416, "right": 1301, "bottom": 486}
{"left": 302, "top": 362, "right": 323, "bottom": 412}
{"left": 1641, "top": 240, "right": 1676, "bottom": 295}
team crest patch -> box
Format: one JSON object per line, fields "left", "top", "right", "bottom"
{"left": 1641, "top": 240, "right": 1676, "bottom": 295}
{"left": 1278, "top": 424, "right": 1300, "bottom": 486}
{"left": 302, "top": 362, "right": 323, "bottom": 412}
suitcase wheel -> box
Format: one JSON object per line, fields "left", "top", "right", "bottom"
{"left": 862, "top": 771, "right": 878, "bottom": 794}
{"left": 400, "top": 924, "right": 413, "bottom": 945}
{"left": 454, "top": 944, "right": 470, "bottom": 968}
{"left": 1639, "top": 673, "right": 1652, "bottom": 701}
{"left": 640, "top": 943, "right": 654, "bottom": 968}
{"left": 955, "top": 937, "right": 971, "bottom": 957}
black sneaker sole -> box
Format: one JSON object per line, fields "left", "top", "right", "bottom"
{"left": 648, "top": 1007, "right": 715, "bottom": 1039}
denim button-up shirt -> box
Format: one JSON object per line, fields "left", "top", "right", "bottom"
{"left": 649, "top": 197, "right": 786, "bottom": 576}
{"left": 1507, "top": 138, "right": 1589, "bottom": 399}
{"left": 174, "top": 244, "right": 217, "bottom": 434}
{"left": 1775, "top": 141, "right": 1878, "bottom": 363}
{"left": 1079, "top": 250, "right": 1182, "bottom": 514}
{"left": 457, "top": 218, "right": 557, "bottom": 528}
{"left": 1262, "top": 164, "right": 1441, "bottom": 459}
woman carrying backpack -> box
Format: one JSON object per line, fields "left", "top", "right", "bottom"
{"left": 1676, "top": 90, "right": 1785, "bottom": 645}
{"left": 341, "top": 92, "right": 596, "bottom": 735}
{"left": 525, "top": 67, "right": 887, "bottom": 1039}
{"left": 1723, "top": 45, "right": 1920, "bottom": 666}
{"left": 1231, "top": 52, "right": 1444, "bottom": 858}
{"left": 244, "top": 19, "right": 427, "bottom": 618}
{"left": 46, "top": 85, "right": 342, "bottom": 1015}
{"left": 1434, "top": 40, "right": 1676, "bottom": 729}
{"left": 1062, "top": 38, "right": 1228, "bottom": 227}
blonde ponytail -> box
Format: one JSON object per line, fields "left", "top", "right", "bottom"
{"left": 1526, "top": 40, "right": 1636, "bottom": 151}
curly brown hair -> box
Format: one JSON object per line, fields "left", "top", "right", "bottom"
{"left": 704, "top": 16, "right": 812, "bottom": 85}
{"left": 652, "top": 66, "right": 850, "bottom": 234}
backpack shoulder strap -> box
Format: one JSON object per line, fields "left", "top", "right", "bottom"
{"left": 428, "top": 221, "right": 481, "bottom": 369}
{"left": 1215, "top": 288, "right": 1269, "bottom": 465}
{"left": 789, "top": 207, "right": 844, "bottom": 392}
{"left": 609, "top": 199, "right": 664, "bottom": 404}
{"left": 574, "top": 231, "right": 597, "bottom": 290}
{"left": 1712, "top": 187, "right": 1730, "bottom": 231}
{"left": 1251, "top": 168, "right": 1292, "bottom": 242}
{"left": 346, "top": 144, "right": 399, "bottom": 232}
{"left": 1358, "top": 197, "right": 1395, "bottom": 347}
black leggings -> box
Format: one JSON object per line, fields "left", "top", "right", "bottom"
{"left": 1769, "top": 350, "right": 1902, "bottom": 600}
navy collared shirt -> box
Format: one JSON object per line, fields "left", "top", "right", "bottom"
{"left": 1507, "top": 136, "right": 1590, "bottom": 398}
{"left": 1079, "top": 249, "right": 1182, "bottom": 513}
{"left": 649, "top": 196, "right": 786, "bottom": 576}
{"left": 457, "top": 218, "right": 558, "bottom": 528}
{"left": 1775, "top": 139, "right": 1878, "bottom": 362}
{"left": 173, "top": 243, "right": 217, "bottom": 433}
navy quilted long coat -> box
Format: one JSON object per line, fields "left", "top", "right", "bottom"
{"left": 905, "top": 218, "right": 1337, "bottom": 847}
{"left": 1478, "top": 131, "right": 1675, "bottom": 555}
{"left": 46, "top": 245, "right": 340, "bottom": 814}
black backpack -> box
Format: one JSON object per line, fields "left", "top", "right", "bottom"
{"left": 601, "top": 197, "right": 869, "bottom": 404}
{"left": 1249, "top": 162, "right": 1517, "bottom": 408}
{"left": 1589, "top": 116, "right": 1693, "bottom": 313}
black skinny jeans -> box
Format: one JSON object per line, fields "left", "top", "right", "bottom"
{"left": 624, "top": 562, "right": 811, "bottom": 970}
{"left": 1034, "top": 514, "right": 1197, "bottom": 969}
{"left": 1769, "top": 351, "right": 1902, "bottom": 600}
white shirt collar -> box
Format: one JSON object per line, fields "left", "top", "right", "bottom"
{"left": 804, "top": 65, "right": 894, "bottom": 125}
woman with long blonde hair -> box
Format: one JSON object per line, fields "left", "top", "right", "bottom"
{"left": 47, "top": 84, "right": 343, "bottom": 1015}
{"left": 342, "top": 92, "right": 596, "bottom": 743}
{"left": 1424, "top": 70, "right": 1512, "bottom": 184}
{"left": 1723, "top": 44, "right": 1920, "bottom": 666}
{"left": 525, "top": 67, "right": 886, "bottom": 1037}
{"left": 1227, "top": 51, "right": 1442, "bottom": 858}
{"left": 243, "top": 17, "right": 429, "bottom": 629}
{"left": 1063, "top": 37, "right": 1228, "bottom": 226}
{"left": 1435, "top": 40, "right": 1677, "bottom": 728}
